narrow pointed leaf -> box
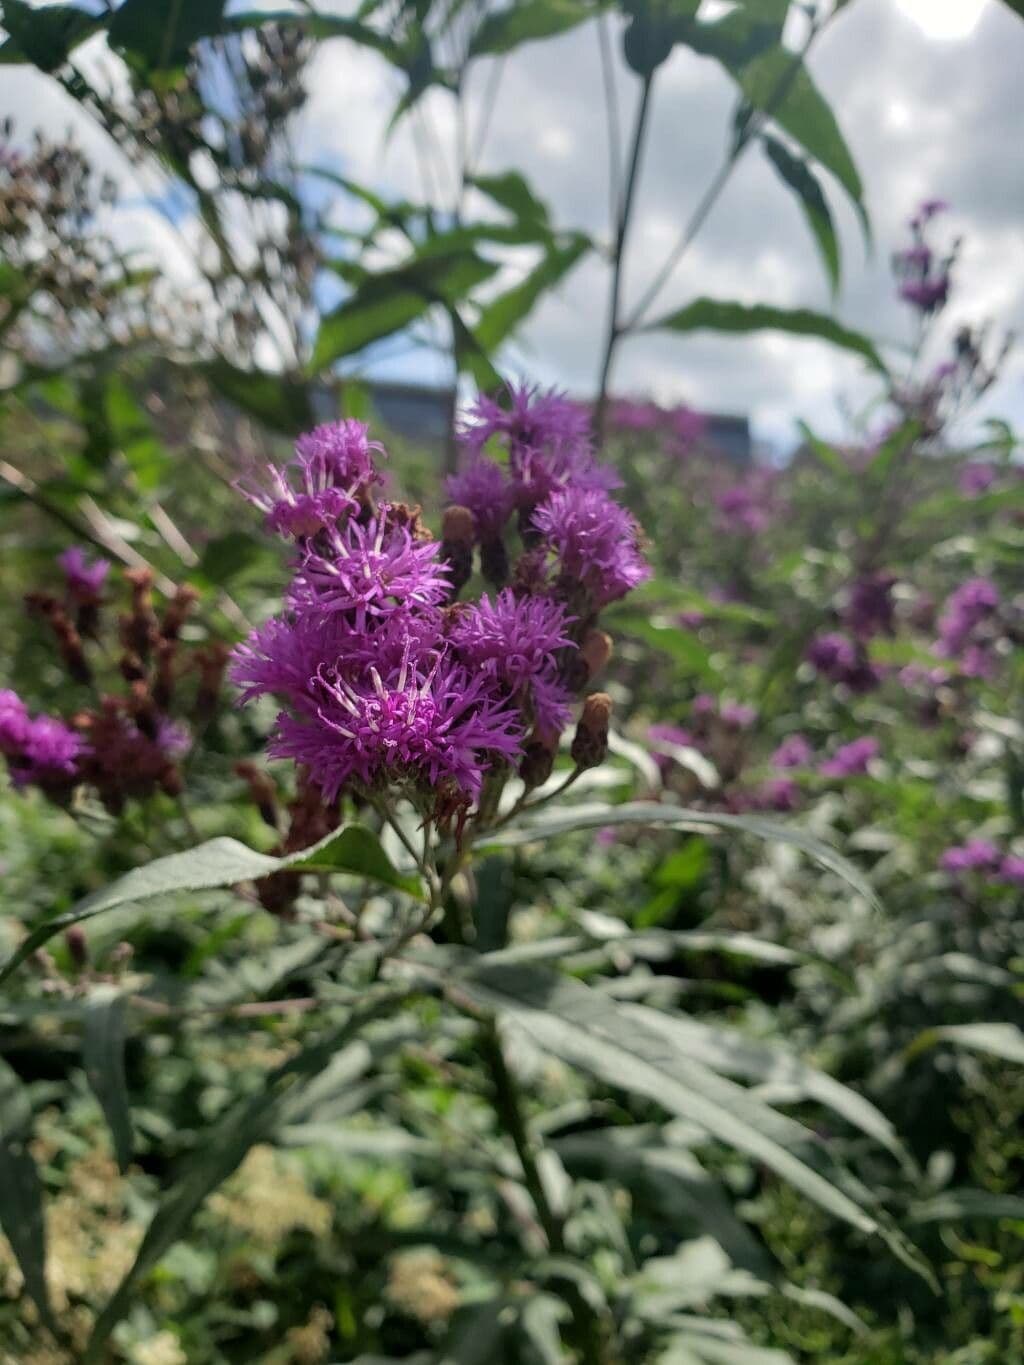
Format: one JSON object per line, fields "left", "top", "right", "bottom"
{"left": 762, "top": 136, "right": 840, "bottom": 294}
{"left": 83, "top": 988, "right": 133, "bottom": 1173}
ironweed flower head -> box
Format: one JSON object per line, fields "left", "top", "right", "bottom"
{"left": 59, "top": 546, "right": 110, "bottom": 601}
{"left": 844, "top": 573, "right": 897, "bottom": 641}
{"left": 936, "top": 577, "right": 1000, "bottom": 659}
{"left": 531, "top": 486, "right": 650, "bottom": 609}
{"left": 772, "top": 734, "right": 813, "bottom": 769}
{"left": 805, "top": 633, "right": 882, "bottom": 693}
{"left": 819, "top": 736, "right": 879, "bottom": 778}
{"left": 940, "top": 838, "right": 1001, "bottom": 874}
{"left": 444, "top": 458, "right": 515, "bottom": 542}
{"left": 0, "top": 694, "right": 84, "bottom": 793}
{"left": 893, "top": 199, "right": 956, "bottom": 314}
{"left": 294, "top": 419, "right": 385, "bottom": 494}
{"left": 460, "top": 382, "right": 591, "bottom": 461}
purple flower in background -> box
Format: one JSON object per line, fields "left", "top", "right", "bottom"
{"left": 715, "top": 485, "right": 769, "bottom": 535}
{"left": 648, "top": 722, "right": 699, "bottom": 774}
{"left": 998, "top": 855, "right": 1024, "bottom": 886}
{"left": 0, "top": 689, "right": 30, "bottom": 755}
{"left": 291, "top": 511, "right": 450, "bottom": 627}
{"left": 460, "top": 382, "right": 592, "bottom": 460}
{"left": 510, "top": 441, "right": 621, "bottom": 512}
{"left": 610, "top": 399, "right": 663, "bottom": 432}
{"left": 668, "top": 405, "right": 707, "bottom": 454}
{"left": 772, "top": 734, "right": 813, "bottom": 769}
{"left": 936, "top": 577, "right": 1000, "bottom": 657}
{"left": 940, "top": 839, "right": 1001, "bottom": 874}
{"left": 754, "top": 777, "right": 801, "bottom": 812}
{"left": 294, "top": 419, "right": 385, "bottom": 493}
{"left": 272, "top": 649, "right": 522, "bottom": 804}
{"left": 532, "top": 486, "right": 650, "bottom": 608}
{"left": 719, "top": 701, "right": 757, "bottom": 731}
{"left": 959, "top": 463, "right": 997, "bottom": 498}
{"left": 894, "top": 199, "right": 954, "bottom": 314}
{"left": 449, "top": 590, "right": 575, "bottom": 738}
{"left": 898, "top": 663, "right": 949, "bottom": 691}
{"left": 444, "top": 458, "right": 515, "bottom": 542}
{"left": 58, "top": 547, "right": 110, "bottom": 601}
{"left": 820, "top": 736, "right": 880, "bottom": 778}
{"left": 806, "top": 633, "right": 882, "bottom": 694}
{"left": 6, "top": 713, "right": 84, "bottom": 790}
{"left": 844, "top": 573, "right": 897, "bottom": 641}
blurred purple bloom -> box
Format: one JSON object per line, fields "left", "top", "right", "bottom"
{"left": 715, "top": 485, "right": 769, "bottom": 535}
{"left": 806, "top": 633, "right": 883, "bottom": 693}
{"left": 610, "top": 399, "right": 663, "bottom": 432}
{"left": 0, "top": 689, "right": 31, "bottom": 755}
{"left": 719, "top": 701, "right": 756, "bottom": 731}
{"left": 3, "top": 710, "right": 84, "bottom": 790}
{"left": 754, "top": 777, "right": 801, "bottom": 812}
{"left": 940, "top": 839, "right": 1001, "bottom": 874}
{"left": 844, "top": 573, "right": 896, "bottom": 641}
{"left": 820, "top": 736, "right": 880, "bottom": 778}
{"left": 772, "top": 734, "right": 813, "bottom": 769}
{"left": 998, "top": 855, "right": 1024, "bottom": 886}
{"left": 460, "top": 382, "right": 592, "bottom": 460}
{"left": 959, "top": 462, "right": 997, "bottom": 497}
{"left": 532, "top": 486, "right": 650, "bottom": 607}
{"left": 58, "top": 546, "right": 110, "bottom": 600}
{"left": 936, "top": 577, "right": 1000, "bottom": 657}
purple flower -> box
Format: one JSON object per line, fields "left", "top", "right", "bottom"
{"left": 997, "top": 855, "right": 1024, "bottom": 887}
{"left": 939, "top": 839, "right": 1001, "bottom": 874}
{"left": 715, "top": 485, "right": 769, "bottom": 535}
{"left": 894, "top": 201, "right": 954, "bottom": 314}
{"left": 719, "top": 701, "right": 757, "bottom": 731}
{"left": 668, "top": 405, "right": 706, "bottom": 454}
{"left": 531, "top": 486, "right": 650, "bottom": 608}
{"left": 58, "top": 547, "right": 110, "bottom": 601}
{"left": 291, "top": 511, "right": 450, "bottom": 628}
{"left": 844, "top": 573, "right": 896, "bottom": 641}
{"left": 237, "top": 451, "right": 359, "bottom": 540}
{"left": 272, "top": 648, "right": 522, "bottom": 804}
{"left": 772, "top": 734, "right": 813, "bottom": 769}
{"left": 805, "top": 633, "right": 882, "bottom": 693}
{"left": 460, "top": 383, "right": 592, "bottom": 461}
{"left": 4, "top": 712, "right": 84, "bottom": 790}
{"left": 936, "top": 578, "right": 1000, "bottom": 657}
{"left": 959, "top": 463, "right": 997, "bottom": 498}
{"left": 444, "top": 458, "right": 515, "bottom": 542}
{"left": 449, "top": 590, "right": 575, "bottom": 739}
{"left": 610, "top": 399, "right": 663, "bottom": 433}
{"left": 820, "top": 736, "right": 880, "bottom": 778}
{"left": 294, "top": 419, "right": 385, "bottom": 493}
{"left": 0, "top": 689, "right": 31, "bottom": 755}
{"left": 753, "top": 777, "right": 801, "bottom": 812}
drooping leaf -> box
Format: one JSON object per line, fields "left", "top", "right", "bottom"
{"left": 312, "top": 252, "right": 498, "bottom": 370}
{"left": 469, "top": 0, "right": 598, "bottom": 57}
{"left": 82, "top": 989, "right": 133, "bottom": 1173}
{"left": 762, "top": 136, "right": 840, "bottom": 294}
{"left": 645, "top": 298, "right": 885, "bottom": 373}
{"left": 198, "top": 360, "right": 314, "bottom": 435}
{"left": 454, "top": 964, "right": 914, "bottom": 1258}
{"left": 0, "top": 824, "right": 425, "bottom": 988}
{"left": 0, "top": 1060, "right": 55, "bottom": 1332}
{"left": 910, "top": 1188, "right": 1024, "bottom": 1224}
{"left": 476, "top": 235, "right": 590, "bottom": 351}
{"left": 469, "top": 170, "right": 551, "bottom": 226}
{"left": 908, "top": 1022, "right": 1024, "bottom": 1066}
{"left": 83, "top": 997, "right": 402, "bottom": 1362}
{"left": 481, "top": 800, "right": 880, "bottom": 909}
{"left": 0, "top": 0, "right": 100, "bottom": 70}
{"left": 108, "top": 0, "right": 228, "bottom": 68}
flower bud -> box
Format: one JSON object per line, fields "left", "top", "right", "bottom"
{"left": 440, "top": 505, "right": 475, "bottom": 600}
{"left": 64, "top": 925, "right": 88, "bottom": 970}
{"left": 581, "top": 629, "right": 613, "bottom": 681}
{"left": 519, "top": 728, "right": 557, "bottom": 791}
{"left": 235, "top": 760, "right": 279, "bottom": 829}
{"left": 571, "top": 692, "right": 612, "bottom": 770}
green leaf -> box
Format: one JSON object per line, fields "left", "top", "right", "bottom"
{"left": 736, "top": 48, "right": 867, "bottom": 237}
{"left": 470, "top": 170, "right": 551, "bottom": 226}
{"left": 0, "top": 825, "right": 425, "bottom": 988}
{"left": 83, "top": 988, "right": 133, "bottom": 1173}
{"left": 762, "top": 136, "right": 840, "bottom": 295}
{"left": 910, "top": 1188, "right": 1024, "bottom": 1224}
{"left": 481, "top": 800, "right": 880, "bottom": 909}
{"left": 476, "top": 235, "right": 590, "bottom": 351}
{"left": 108, "top": 0, "right": 227, "bottom": 68}
{"left": 998, "top": 0, "right": 1024, "bottom": 21}
{"left": 312, "top": 252, "right": 497, "bottom": 370}
{"left": 454, "top": 964, "right": 908, "bottom": 1251}
{"left": 0, "top": 1060, "right": 55, "bottom": 1333}
{"left": 83, "top": 997, "right": 401, "bottom": 1363}
{"left": 908, "top": 1023, "right": 1024, "bottom": 1066}
{"left": 0, "top": 0, "right": 101, "bottom": 70}
{"left": 613, "top": 612, "right": 722, "bottom": 682}
{"left": 198, "top": 361, "right": 314, "bottom": 435}
{"left": 469, "top": 0, "right": 598, "bottom": 57}
{"left": 646, "top": 298, "right": 885, "bottom": 373}
{"left": 197, "top": 531, "right": 275, "bottom": 588}
{"left": 795, "top": 421, "right": 854, "bottom": 480}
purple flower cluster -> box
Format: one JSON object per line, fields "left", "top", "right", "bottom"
{"left": 819, "top": 736, "right": 879, "bottom": 778}
{"left": 935, "top": 577, "right": 1001, "bottom": 677}
{"left": 805, "top": 633, "right": 883, "bottom": 693}
{"left": 714, "top": 484, "right": 770, "bottom": 536}
{"left": 940, "top": 839, "right": 1024, "bottom": 886}
{"left": 772, "top": 734, "right": 813, "bottom": 769}
{"left": 0, "top": 689, "right": 84, "bottom": 794}
{"left": 58, "top": 547, "right": 110, "bottom": 602}
{"left": 234, "top": 402, "right": 649, "bottom": 823}
{"left": 843, "top": 573, "right": 897, "bottom": 641}
{"left": 893, "top": 200, "right": 956, "bottom": 314}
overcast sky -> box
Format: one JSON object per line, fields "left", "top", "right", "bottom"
{"left": 4, "top": 0, "right": 1023, "bottom": 452}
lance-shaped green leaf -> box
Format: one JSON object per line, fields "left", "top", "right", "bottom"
{"left": 480, "top": 799, "right": 880, "bottom": 909}
{"left": 0, "top": 824, "right": 425, "bottom": 988}
{"left": 469, "top": 0, "right": 600, "bottom": 57}
{"left": 0, "top": 1060, "right": 56, "bottom": 1333}
{"left": 469, "top": 170, "right": 551, "bottom": 226}
{"left": 910, "top": 1188, "right": 1024, "bottom": 1224}
{"left": 476, "top": 235, "right": 589, "bottom": 351}
{"left": 83, "top": 994, "right": 403, "bottom": 1362}
{"left": 452, "top": 963, "right": 922, "bottom": 1272}
{"left": 644, "top": 298, "right": 885, "bottom": 373}
{"left": 762, "top": 135, "right": 840, "bottom": 295}
{"left": 83, "top": 989, "right": 133, "bottom": 1173}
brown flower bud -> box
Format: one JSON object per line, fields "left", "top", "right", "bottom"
{"left": 161, "top": 585, "right": 199, "bottom": 641}
{"left": 153, "top": 638, "right": 177, "bottom": 710}
{"left": 581, "top": 629, "right": 613, "bottom": 681}
{"left": 519, "top": 728, "right": 558, "bottom": 791}
{"left": 480, "top": 536, "right": 509, "bottom": 588}
{"left": 571, "top": 692, "right": 612, "bottom": 770}
{"left": 64, "top": 925, "right": 88, "bottom": 970}
{"left": 440, "top": 505, "right": 475, "bottom": 601}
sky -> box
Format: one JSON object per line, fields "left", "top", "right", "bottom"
{"left": 3, "top": 0, "right": 1024, "bottom": 453}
